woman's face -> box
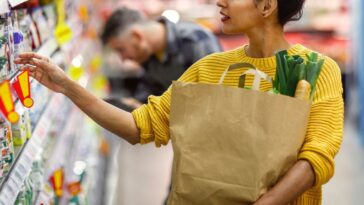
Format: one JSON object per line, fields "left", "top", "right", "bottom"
{"left": 217, "top": 0, "right": 265, "bottom": 34}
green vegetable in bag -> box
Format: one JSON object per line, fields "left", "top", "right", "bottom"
{"left": 273, "top": 50, "right": 324, "bottom": 100}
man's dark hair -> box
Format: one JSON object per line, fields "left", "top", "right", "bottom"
{"left": 101, "top": 7, "right": 145, "bottom": 45}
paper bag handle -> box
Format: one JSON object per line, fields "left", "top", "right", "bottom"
{"left": 218, "top": 63, "right": 272, "bottom": 91}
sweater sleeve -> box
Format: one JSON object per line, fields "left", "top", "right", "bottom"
{"left": 131, "top": 61, "right": 200, "bottom": 147}
{"left": 298, "top": 56, "right": 344, "bottom": 187}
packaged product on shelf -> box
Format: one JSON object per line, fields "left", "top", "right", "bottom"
{"left": 28, "top": 14, "right": 41, "bottom": 50}
{"left": 0, "top": 15, "right": 8, "bottom": 81}
{"left": 24, "top": 109, "right": 32, "bottom": 139}
{"left": 11, "top": 105, "right": 31, "bottom": 146}
{"left": 13, "top": 0, "right": 40, "bottom": 10}
{"left": 40, "top": 0, "right": 54, "bottom": 6}
{"left": 11, "top": 12, "right": 25, "bottom": 69}
{"left": 43, "top": 4, "right": 57, "bottom": 31}
{"left": 29, "top": 82, "right": 50, "bottom": 128}
{"left": 4, "top": 13, "right": 17, "bottom": 76}
{"left": 31, "top": 8, "right": 50, "bottom": 44}
{"left": 16, "top": 10, "right": 33, "bottom": 52}
{"left": 0, "top": 119, "right": 14, "bottom": 181}
{"left": 14, "top": 159, "right": 44, "bottom": 204}
{"left": 14, "top": 184, "right": 32, "bottom": 205}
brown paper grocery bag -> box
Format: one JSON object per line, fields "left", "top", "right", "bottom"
{"left": 167, "top": 63, "right": 311, "bottom": 205}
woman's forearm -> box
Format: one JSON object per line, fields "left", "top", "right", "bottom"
{"left": 254, "top": 160, "right": 315, "bottom": 205}
{"left": 64, "top": 79, "right": 140, "bottom": 144}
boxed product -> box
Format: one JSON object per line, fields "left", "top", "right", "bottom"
{"left": 10, "top": 12, "right": 25, "bottom": 70}
{"left": 16, "top": 10, "right": 33, "bottom": 53}
{"left": 31, "top": 8, "right": 50, "bottom": 44}
{"left": 4, "top": 12, "right": 16, "bottom": 76}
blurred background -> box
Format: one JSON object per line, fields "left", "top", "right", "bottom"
{"left": 0, "top": 0, "right": 362, "bottom": 205}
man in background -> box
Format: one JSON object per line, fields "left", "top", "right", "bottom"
{"left": 101, "top": 7, "right": 222, "bottom": 109}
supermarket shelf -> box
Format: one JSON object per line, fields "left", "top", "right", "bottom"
{"left": 0, "top": 93, "right": 65, "bottom": 205}
{"left": 36, "top": 37, "right": 59, "bottom": 58}
{"left": 7, "top": 70, "right": 21, "bottom": 84}
{"left": 34, "top": 105, "right": 81, "bottom": 205}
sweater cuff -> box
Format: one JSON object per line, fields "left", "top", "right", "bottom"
{"left": 298, "top": 149, "right": 335, "bottom": 188}
{"left": 131, "top": 105, "right": 154, "bottom": 144}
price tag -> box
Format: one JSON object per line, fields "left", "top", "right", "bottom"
{"left": 0, "top": 0, "right": 10, "bottom": 14}
{"left": 54, "top": 0, "right": 72, "bottom": 45}
{"left": 7, "top": 0, "right": 28, "bottom": 7}
{"left": 7, "top": 177, "right": 18, "bottom": 192}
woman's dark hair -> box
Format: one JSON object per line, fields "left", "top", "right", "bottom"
{"left": 276, "top": 0, "right": 306, "bottom": 26}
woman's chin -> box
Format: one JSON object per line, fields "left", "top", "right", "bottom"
{"left": 221, "top": 27, "right": 242, "bottom": 35}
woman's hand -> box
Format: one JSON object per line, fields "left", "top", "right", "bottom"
{"left": 253, "top": 160, "right": 315, "bottom": 205}
{"left": 14, "top": 52, "right": 70, "bottom": 94}
{"left": 15, "top": 53, "right": 140, "bottom": 144}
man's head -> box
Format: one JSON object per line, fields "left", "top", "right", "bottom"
{"left": 101, "top": 8, "right": 154, "bottom": 64}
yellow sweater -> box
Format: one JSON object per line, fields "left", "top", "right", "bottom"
{"left": 132, "top": 44, "right": 344, "bottom": 204}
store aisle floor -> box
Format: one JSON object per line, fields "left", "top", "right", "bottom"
{"left": 112, "top": 121, "right": 364, "bottom": 205}
{"left": 323, "top": 122, "right": 364, "bottom": 204}
{"left": 113, "top": 141, "right": 173, "bottom": 205}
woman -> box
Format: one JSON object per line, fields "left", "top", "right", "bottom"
{"left": 15, "top": 0, "right": 343, "bottom": 204}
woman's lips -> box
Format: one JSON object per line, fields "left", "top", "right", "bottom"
{"left": 220, "top": 13, "right": 230, "bottom": 22}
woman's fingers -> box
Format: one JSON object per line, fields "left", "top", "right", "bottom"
{"left": 19, "top": 65, "right": 36, "bottom": 72}
{"left": 17, "top": 52, "right": 49, "bottom": 61}
{"left": 16, "top": 57, "right": 53, "bottom": 72}
{"left": 30, "top": 58, "right": 53, "bottom": 72}
{"left": 14, "top": 58, "right": 34, "bottom": 64}
{"left": 29, "top": 67, "right": 45, "bottom": 82}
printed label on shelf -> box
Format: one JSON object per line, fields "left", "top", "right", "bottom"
{"left": 7, "top": 0, "right": 28, "bottom": 7}
{"left": 7, "top": 178, "right": 18, "bottom": 193}
{"left": 0, "top": 0, "right": 10, "bottom": 14}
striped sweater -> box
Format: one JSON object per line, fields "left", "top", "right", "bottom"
{"left": 132, "top": 44, "right": 344, "bottom": 204}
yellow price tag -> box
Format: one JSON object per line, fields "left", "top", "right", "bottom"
{"left": 92, "top": 75, "right": 108, "bottom": 90}
{"left": 54, "top": 0, "right": 72, "bottom": 45}
{"left": 68, "top": 66, "right": 84, "bottom": 81}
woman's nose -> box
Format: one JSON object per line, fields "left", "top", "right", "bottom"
{"left": 216, "top": 0, "right": 227, "bottom": 8}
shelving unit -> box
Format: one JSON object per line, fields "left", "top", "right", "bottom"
{"left": 0, "top": 35, "right": 60, "bottom": 203}
{"left": 0, "top": 0, "right": 111, "bottom": 204}
{"left": 0, "top": 93, "right": 64, "bottom": 205}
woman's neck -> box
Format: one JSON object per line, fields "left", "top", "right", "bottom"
{"left": 245, "top": 25, "right": 290, "bottom": 58}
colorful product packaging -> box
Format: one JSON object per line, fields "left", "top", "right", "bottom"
{"left": 11, "top": 105, "right": 32, "bottom": 146}
{"left": 0, "top": 15, "right": 10, "bottom": 81}
{"left": 0, "top": 118, "right": 14, "bottom": 182}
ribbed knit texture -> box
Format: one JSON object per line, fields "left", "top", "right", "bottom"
{"left": 132, "top": 44, "right": 344, "bottom": 204}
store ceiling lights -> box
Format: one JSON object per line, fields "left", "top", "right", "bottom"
{"left": 162, "top": 10, "right": 180, "bottom": 24}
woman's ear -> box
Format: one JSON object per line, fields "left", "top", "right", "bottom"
{"left": 257, "top": 0, "right": 278, "bottom": 18}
